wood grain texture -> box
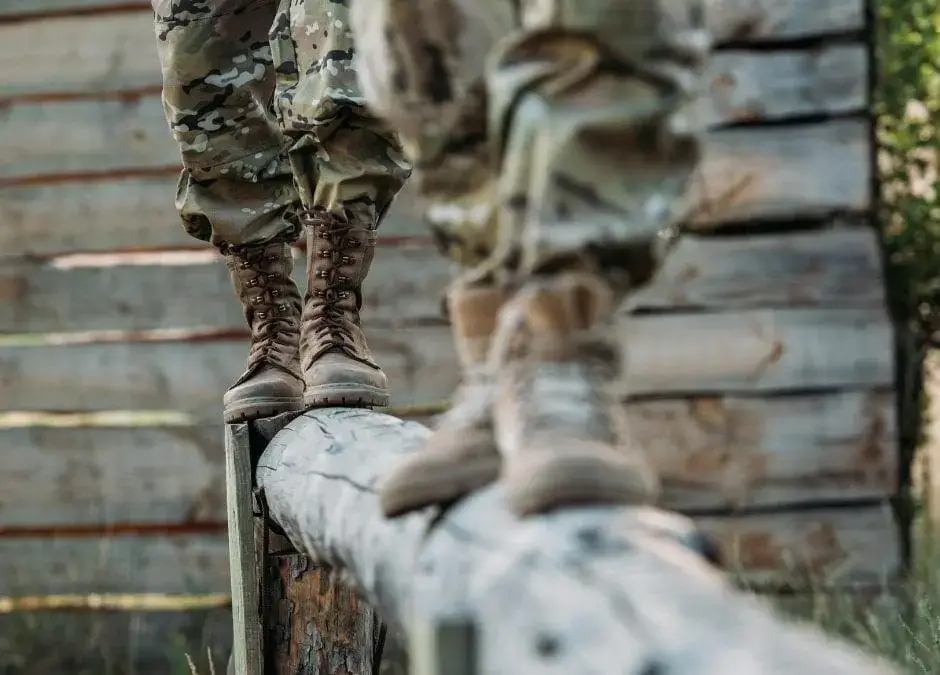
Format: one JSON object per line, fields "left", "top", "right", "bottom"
{"left": 0, "top": 45, "right": 866, "bottom": 178}
{"left": 687, "top": 119, "right": 870, "bottom": 227}
{"left": 0, "top": 176, "right": 428, "bottom": 258}
{"left": 264, "top": 554, "right": 376, "bottom": 675}
{"left": 700, "top": 505, "right": 901, "bottom": 589}
{"left": 0, "top": 425, "right": 223, "bottom": 527}
{"left": 0, "top": 308, "right": 892, "bottom": 416}
{"left": 0, "top": 535, "right": 229, "bottom": 595}
{"left": 629, "top": 390, "right": 898, "bottom": 511}
{"left": 628, "top": 225, "right": 885, "bottom": 311}
{"left": 0, "top": 608, "right": 231, "bottom": 675}
{"left": 0, "top": 121, "right": 870, "bottom": 257}
{"left": 0, "top": 0, "right": 865, "bottom": 95}
{"left": 0, "top": 324, "right": 461, "bottom": 420}
{"left": 0, "top": 0, "right": 149, "bottom": 17}
{"left": 3, "top": 225, "right": 884, "bottom": 334}
{"left": 225, "top": 422, "right": 263, "bottom": 675}
{"left": 0, "top": 244, "right": 450, "bottom": 333}
{"left": 620, "top": 308, "right": 894, "bottom": 396}
{"left": 0, "top": 95, "right": 178, "bottom": 177}
{"left": 0, "top": 390, "right": 898, "bottom": 529}
{"left": 256, "top": 408, "right": 900, "bottom": 673}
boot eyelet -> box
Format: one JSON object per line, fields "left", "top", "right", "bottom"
{"left": 246, "top": 278, "right": 259, "bottom": 287}
{"left": 277, "top": 304, "right": 288, "bottom": 312}
{"left": 317, "top": 270, "right": 328, "bottom": 278}
{"left": 239, "top": 262, "right": 250, "bottom": 270}
{"left": 265, "top": 273, "right": 276, "bottom": 279}
{"left": 320, "top": 250, "right": 332, "bottom": 257}
{"left": 256, "top": 311, "right": 268, "bottom": 320}
{"left": 252, "top": 296, "right": 264, "bottom": 305}
{"left": 339, "top": 291, "right": 350, "bottom": 299}
{"left": 271, "top": 289, "right": 281, "bottom": 297}
{"left": 337, "top": 275, "right": 349, "bottom": 283}
{"left": 265, "top": 255, "right": 277, "bottom": 262}
{"left": 340, "top": 256, "right": 351, "bottom": 264}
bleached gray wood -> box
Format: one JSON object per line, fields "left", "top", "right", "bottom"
{"left": 0, "top": 46, "right": 864, "bottom": 179}
{"left": 0, "top": 244, "right": 449, "bottom": 333}
{"left": 257, "top": 408, "right": 900, "bottom": 674}
{"left": 0, "top": 308, "right": 892, "bottom": 415}
{"left": 0, "top": 0, "right": 149, "bottom": 17}
{"left": 3, "top": 224, "right": 886, "bottom": 334}
{"left": 224, "top": 422, "right": 263, "bottom": 675}
{"left": 0, "top": 535, "right": 229, "bottom": 595}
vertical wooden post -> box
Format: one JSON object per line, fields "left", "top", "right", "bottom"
{"left": 409, "top": 618, "right": 477, "bottom": 675}
{"left": 226, "top": 412, "right": 399, "bottom": 675}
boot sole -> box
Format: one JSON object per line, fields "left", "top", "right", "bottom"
{"left": 303, "top": 383, "right": 389, "bottom": 409}
{"left": 223, "top": 396, "right": 304, "bottom": 424}
{"left": 380, "top": 453, "right": 501, "bottom": 518}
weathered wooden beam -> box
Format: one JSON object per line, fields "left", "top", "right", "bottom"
{"left": 257, "top": 408, "right": 900, "bottom": 674}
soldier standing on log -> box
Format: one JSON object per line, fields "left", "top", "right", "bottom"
{"left": 351, "top": 1, "right": 713, "bottom": 518}
{"left": 152, "top": 0, "right": 411, "bottom": 423}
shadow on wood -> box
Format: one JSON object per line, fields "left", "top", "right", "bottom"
{"left": 254, "top": 408, "right": 899, "bottom": 674}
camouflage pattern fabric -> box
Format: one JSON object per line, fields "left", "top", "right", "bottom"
{"left": 350, "top": 0, "right": 711, "bottom": 284}
{"left": 153, "top": 0, "right": 411, "bottom": 251}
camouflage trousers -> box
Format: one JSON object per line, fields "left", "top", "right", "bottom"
{"left": 350, "top": 0, "right": 711, "bottom": 284}
{"left": 152, "top": 0, "right": 412, "bottom": 251}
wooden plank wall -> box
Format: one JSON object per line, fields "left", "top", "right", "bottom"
{"left": 0, "top": 0, "right": 901, "bottom": 672}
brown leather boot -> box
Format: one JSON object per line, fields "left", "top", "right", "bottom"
{"left": 492, "top": 272, "right": 660, "bottom": 517}
{"left": 379, "top": 283, "right": 507, "bottom": 518}
{"left": 222, "top": 242, "right": 304, "bottom": 423}
{"left": 300, "top": 207, "right": 389, "bottom": 408}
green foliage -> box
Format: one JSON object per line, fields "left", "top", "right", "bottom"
{"left": 876, "top": 0, "right": 940, "bottom": 340}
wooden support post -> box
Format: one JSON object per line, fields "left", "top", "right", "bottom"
{"left": 226, "top": 412, "right": 403, "bottom": 675}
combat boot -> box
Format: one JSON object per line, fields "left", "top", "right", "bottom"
{"left": 379, "top": 283, "right": 507, "bottom": 518}
{"left": 222, "top": 242, "right": 304, "bottom": 423}
{"left": 301, "top": 207, "right": 388, "bottom": 408}
{"left": 492, "top": 272, "right": 660, "bottom": 517}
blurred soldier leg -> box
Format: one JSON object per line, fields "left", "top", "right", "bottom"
{"left": 352, "top": 0, "right": 711, "bottom": 517}
{"left": 153, "top": 0, "right": 409, "bottom": 422}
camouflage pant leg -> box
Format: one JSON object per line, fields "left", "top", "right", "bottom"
{"left": 153, "top": 0, "right": 301, "bottom": 250}
{"left": 268, "top": 0, "right": 412, "bottom": 227}
{"left": 351, "top": 0, "right": 710, "bottom": 284}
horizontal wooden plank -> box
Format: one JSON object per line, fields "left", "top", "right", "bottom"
{"left": 0, "top": 308, "right": 892, "bottom": 417}
{"left": 0, "top": 535, "right": 230, "bottom": 595}
{"left": 3, "top": 225, "right": 884, "bottom": 333}
{"left": 707, "top": 0, "right": 864, "bottom": 43}
{"left": 628, "top": 225, "right": 885, "bottom": 311}
{"left": 699, "top": 503, "right": 902, "bottom": 588}
{"left": 0, "top": 324, "right": 461, "bottom": 419}
{"left": 621, "top": 307, "right": 893, "bottom": 397}
{"left": 0, "top": 244, "right": 451, "bottom": 333}
{"left": 629, "top": 391, "right": 898, "bottom": 511}
{"left": 686, "top": 119, "right": 870, "bottom": 227}
{"left": 1, "top": 120, "right": 870, "bottom": 257}
{"left": 0, "top": 390, "right": 897, "bottom": 530}
{"left": 0, "top": 45, "right": 867, "bottom": 179}
{"left": 0, "top": 426, "right": 223, "bottom": 528}
{"left": 0, "top": 176, "right": 428, "bottom": 258}
{"left": 0, "top": 608, "right": 231, "bottom": 675}
{"left": 0, "top": 0, "right": 865, "bottom": 96}
{"left": 0, "top": 94, "right": 178, "bottom": 177}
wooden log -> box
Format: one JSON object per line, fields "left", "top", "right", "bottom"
{"left": 257, "top": 408, "right": 900, "bottom": 674}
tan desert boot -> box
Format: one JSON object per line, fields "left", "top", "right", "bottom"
{"left": 300, "top": 206, "right": 388, "bottom": 408}
{"left": 379, "top": 283, "right": 507, "bottom": 518}
{"left": 492, "top": 272, "right": 660, "bottom": 516}
{"left": 222, "top": 242, "right": 304, "bottom": 423}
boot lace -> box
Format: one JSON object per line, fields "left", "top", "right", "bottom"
{"left": 228, "top": 245, "right": 299, "bottom": 368}
{"left": 303, "top": 209, "right": 373, "bottom": 363}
